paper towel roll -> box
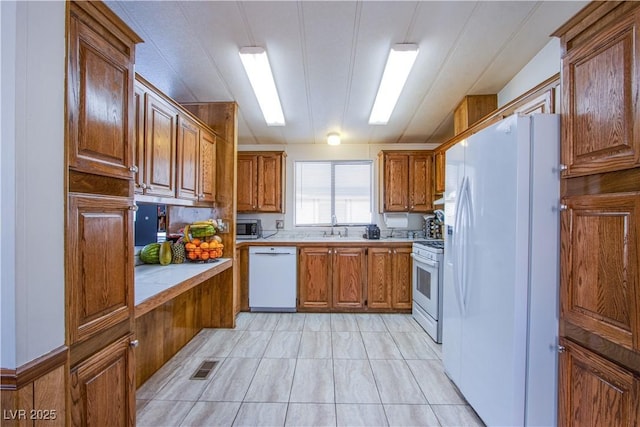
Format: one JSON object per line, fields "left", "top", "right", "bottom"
{"left": 383, "top": 212, "right": 409, "bottom": 228}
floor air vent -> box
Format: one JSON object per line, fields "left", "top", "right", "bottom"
{"left": 190, "top": 360, "right": 218, "bottom": 380}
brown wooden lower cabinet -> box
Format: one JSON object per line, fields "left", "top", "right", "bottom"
{"left": 70, "top": 334, "right": 135, "bottom": 427}
{"left": 332, "top": 248, "right": 366, "bottom": 310}
{"left": 298, "top": 247, "right": 332, "bottom": 310}
{"left": 558, "top": 339, "right": 640, "bottom": 427}
{"left": 367, "top": 247, "right": 412, "bottom": 310}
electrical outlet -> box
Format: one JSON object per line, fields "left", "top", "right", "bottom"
{"left": 276, "top": 220, "right": 284, "bottom": 229}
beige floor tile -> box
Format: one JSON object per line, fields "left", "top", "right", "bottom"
{"left": 369, "top": 360, "right": 426, "bottom": 404}
{"left": 304, "top": 313, "right": 332, "bottom": 331}
{"left": 200, "top": 358, "right": 260, "bottom": 402}
{"left": 136, "top": 357, "right": 181, "bottom": 399}
{"left": 355, "top": 314, "right": 388, "bottom": 332}
{"left": 234, "top": 312, "right": 255, "bottom": 330}
{"left": 361, "top": 332, "right": 403, "bottom": 359}
{"left": 383, "top": 404, "right": 440, "bottom": 427}
{"left": 332, "top": 332, "right": 367, "bottom": 359}
{"left": 431, "top": 404, "right": 485, "bottom": 427}
{"left": 390, "top": 332, "right": 439, "bottom": 360}
{"left": 381, "top": 315, "right": 422, "bottom": 333}
{"left": 233, "top": 402, "right": 288, "bottom": 427}
{"left": 406, "top": 360, "right": 465, "bottom": 404}
{"left": 264, "top": 331, "right": 302, "bottom": 358}
{"left": 180, "top": 401, "right": 241, "bottom": 426}
{"left": 153, "top": 358, "right": 212, "bottom": 401}
{"left": 424, "top": 336, "right": 443, "bottom": 360}
{"left": 275, "top": 313, "right": 306, "bottom": 331}
{"left": 246, "top": 313, "right": 281, "bottom": 331}
{"left": 290, "top": 358, "right": 334, "bottom": 403}
{"left": 333, "top": 359, "right": 380, "bottom": 404}
{"left": 228, "top": 331, "right": 273, "bottom": 358}
{"left": 244, "top": 358, "right": 296, "bottom": 402}
{"left": 336, "top": 404, "right": 388, "bottom": 427}
{"left": 192, "top": 329, "right": 245, "bottom": 358}
{"left": 298, "top": 332, "right": 332, "bottom": 359}
{"left": 136, "top": 399, "right": 150, "bottom": 413}
{"left": 331, "top": 313, "right": 360, "bottom": 331}
{"left": 136, "top": 400, "right": 193, "bottom": 427}
{"left": 285, "top": 403, "right": 337, "bottom": 427}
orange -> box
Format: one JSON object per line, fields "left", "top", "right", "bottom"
{"left": 187, "top": 252, "right": 197, "bottom": 260}
{"left": 191, "top": 238, "right": 201, "bottom": 246}
{"left": 200, "top": 242, "right": 209, "bottom": 250}
{"left": 185, "top": 243, "right": 196, "bottom": 250}
{"left": 201, "top": 251, "right": 210, "bottom": 260}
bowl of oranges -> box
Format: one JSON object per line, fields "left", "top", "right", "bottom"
{"left": 184, "top": 237, "right": 224, "bottom": 262}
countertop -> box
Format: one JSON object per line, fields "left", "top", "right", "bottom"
{"left": 135, "top": 258, "right": 232, "bottom": 317}
{"left": 236, "top": 235, "right": 436, "bottom": 246}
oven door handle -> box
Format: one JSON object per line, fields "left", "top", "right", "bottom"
{"left": 410, "top": 253, "right": 438, "bottom": 268}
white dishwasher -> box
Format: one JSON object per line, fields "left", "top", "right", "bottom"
{"left": 249, "top": 246, "right": 297, "bottom": 312}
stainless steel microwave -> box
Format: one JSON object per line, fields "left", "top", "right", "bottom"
{"left": 236, "top": 219, "right": 262, "bottom": 240}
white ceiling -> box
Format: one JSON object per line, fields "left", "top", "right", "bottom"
{"left": 107, "top": 1, "right": 586, "bottom": 147}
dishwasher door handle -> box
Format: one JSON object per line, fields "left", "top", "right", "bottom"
{"left": 252, "top": 252, "right": 294, "bottom": 256}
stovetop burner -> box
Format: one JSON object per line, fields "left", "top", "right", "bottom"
{"left": 414, "top": 240, "right": 444, "bottom": 250}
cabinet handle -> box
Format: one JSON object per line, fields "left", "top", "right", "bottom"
{"left": 129, "top": 205, "right": 138, "bottom": 211}
{"left": 130, "top": 339, "right": 139, "bottom": 348}
{"left": 557, "top": 345, "right": 566, "bottom": 353}
{"left": 393, "top": 250, "right": 397, "bottom": 254}
{"left": 388, "top": 250, "right": 392, "bottom": 254}
{"left": 141, "top": 183, "right": 147, "bottom": 189}
{"left": 404, "top": 205, "right": 408, "bottom": 209}
{"left": 559, "top": 204, "right": 568, "bottom": 211}
{"left": 129, "top": 165, "right": 138, "bottom": 173}
{"left": 559, "top": 164, "right": 568, "bottom": 171}
{"left": 148, "top": 185, "right": 154, "bottom": 191}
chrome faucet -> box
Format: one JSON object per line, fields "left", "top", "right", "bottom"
{"left": 331, "top": 214, "right": 338, "bottom": 236}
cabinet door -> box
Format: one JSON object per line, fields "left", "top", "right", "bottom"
{"left": 391, "top": 247, "right": 412, "bottom": 309}
{"left": 67, "top": 16, "right": 135, "bottom": 180}
{"left": 70, "top": 334, "right": 136, "bottom": 427}
{"left": 67, "top": 194, "right": 134, "bottom": 344}
{"left": 434, "top": 151, "right": 445, "bottom": 194}
{"left": 367, "top": 248, "right": 392, "bottom": 309}
{"left": 561, "top": 11, "right": 640, "bottom": 177}
{"left": 144, "top": 92, "right": 176, "bottom": 197}
{"left": 237, "top": 155, "right": 257, "bottom": 212}
{"left": 176, "top": 115, "right": 200, "bottom": 201}
{"left": 384, "top": 154, "right": 409, "bottom": 211}
{"left": 199, "top": 129, "right": 216, "bottom": 204}
{"left": 409, "top": 154, "right": 433, "bottom": 212}
{"left": 561, "top": 193, "right": 639, "bottom": 350}
{"left": 333, "top": 248, "right": 366, "bottom": 310}
{"left": 257, "top": 154, "right": 283, "bottom": 212}
{"left": 133, "top": 83, "right": 145, "bottom": 194}
{"left": 558, "top": 339, "right": 639, "bottom": 427}
{"left": 298, "top": 247, "right": 332, "bottom": 310}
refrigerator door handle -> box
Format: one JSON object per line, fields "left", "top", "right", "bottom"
{"left": 460, "top": 177, "right": 473, "bottom": 313}
{"left": 453, "top": 176, "right": 467, "bottom": 316}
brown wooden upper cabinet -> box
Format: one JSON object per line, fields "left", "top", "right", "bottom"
{"left": 453, "top": 95, "right": 497, "bottom": 136}
{"left": 434, "top": 151, "right": 445, "bottom": 195}
{"left": 379, "top": 151, "right": 433, "bottom": 213}
{"left": 134, "top": 77, "right": 217, "bottom": 205}
{"left": 67, "top": 3, "right": 137, "bottom": 180}
{"left": 237, "top": 151, "right": 286, "bottom": 213}
{"left": 176, "top": 114, "right": 216, "bottom": 203}
{"left": 558, "top": 5, "right": 640, "bottom": 177}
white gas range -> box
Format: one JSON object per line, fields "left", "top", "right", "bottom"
{"left": 411, "top": 240, "right": 444, "bottom": 343}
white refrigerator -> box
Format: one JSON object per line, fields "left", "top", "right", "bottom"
{"left": 442, "top": 114, "right": 560, "bottom": 427}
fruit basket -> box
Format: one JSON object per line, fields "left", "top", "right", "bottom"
{"left": 184, "top": 238, "right": 224, "bottom": 262}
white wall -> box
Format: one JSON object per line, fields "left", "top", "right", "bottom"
{"left": 498, "top": 38, "right": 561, "bottom": 108}
{"left": 238, "top": 142, "right": 438, "bottom": 235}
{"left": 1, "top": 1, "right": 65, "bottom": 368}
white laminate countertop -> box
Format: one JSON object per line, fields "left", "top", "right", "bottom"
{"left": 237, "top": 236, "right": 422, "bottom": 244}
{"left": 135, "top": 258, "right": 232, "bottom": 315}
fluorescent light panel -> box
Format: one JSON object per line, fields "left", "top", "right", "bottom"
{"left": 368, "top": 44, "right": 419, "bottom": 125}
{"left": 239, "top": 47, "right": 285, "bottom": 126}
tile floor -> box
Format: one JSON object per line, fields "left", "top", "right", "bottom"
{"left": 136, "top": 313, "right": 484, "bottom": 427}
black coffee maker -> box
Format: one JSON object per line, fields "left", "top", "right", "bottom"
{"left": 363, "top": 224, "right": 381, "bottom": 239}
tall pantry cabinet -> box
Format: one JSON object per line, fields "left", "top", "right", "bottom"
{"left": 65, "top": 2, "right": 141, "bottom": 425}
{"left": 554, "top": 2, "right": 640, "bottom": 427}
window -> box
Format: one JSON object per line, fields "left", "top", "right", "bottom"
{"left": 295, "top": 161, "right": 373, "bottom": 226}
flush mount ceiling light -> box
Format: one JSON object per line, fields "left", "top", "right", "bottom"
{"left": 368, "top": 44, "right": 419, "bottom": 125}
{"left": 327, "top": 132, "right": 341, "bottom": 146}
{"left": 239, "top": 47, "right": 285, "bottom": 126}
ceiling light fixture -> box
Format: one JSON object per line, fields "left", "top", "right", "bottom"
{"left": 327, "top": 132, "right": 341, "bottom": 146}
{"left": 368, "top": 44, "right": 419, "bottom": 125}
{"left": 239, "top": 47, "right": 285, "bottom": 126}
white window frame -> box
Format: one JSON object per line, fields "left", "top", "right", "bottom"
{"left": 294, "top": 160, "right": 373, "bottom": 226}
